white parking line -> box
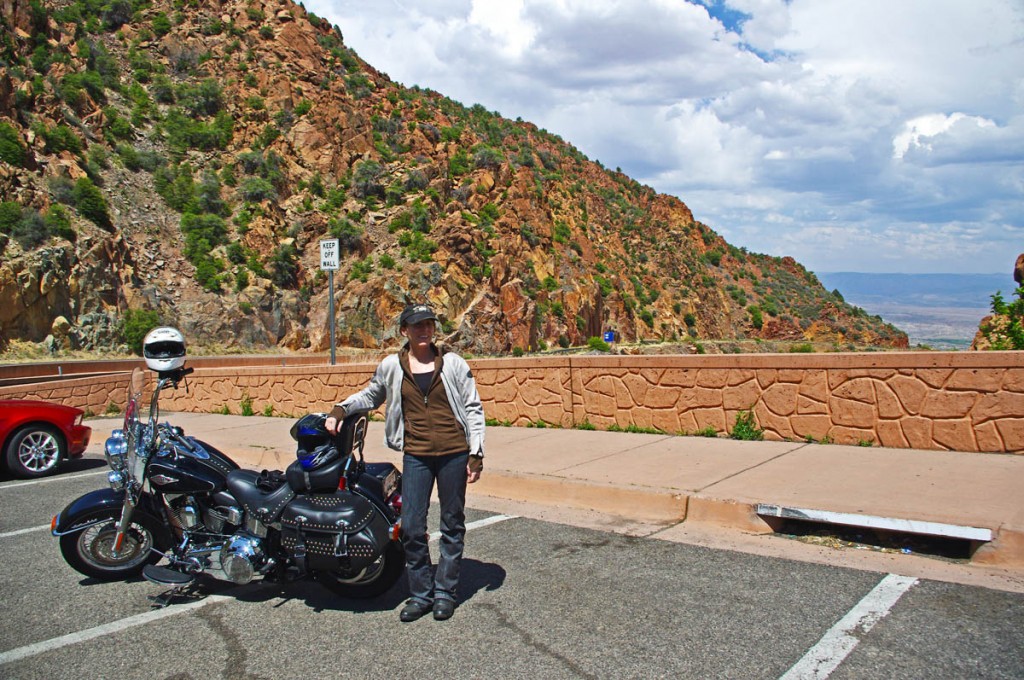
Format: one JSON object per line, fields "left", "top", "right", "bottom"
{"left": 779, "top": 574, "right": 918, "bottom": 680}
{"left": 0, "top": 513, "right": 519, "bottom": 666}
{"left": 0, "top": 469, "right": 107, "bottom": 489}
{"left": 0, "top": 595, "right": 232, "bottom": 666}
{"left": 0, "top": 524, "right": 50, "bottom": 539}
{"left": 429, "top": 514, "right": 518, "bottom": 542}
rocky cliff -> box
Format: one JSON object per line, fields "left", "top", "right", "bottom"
{"left": 971, "top": 253, "right": 1024, "bottom": 351}
{"left": 0, "top": 0, "right": 908, "bottom": 355}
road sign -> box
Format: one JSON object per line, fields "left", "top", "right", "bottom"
{"left": 320, "top": 239, "right": 340, "bottom": 271}
{"left": 603, "top": 331, "right": 615, "bottom": 343}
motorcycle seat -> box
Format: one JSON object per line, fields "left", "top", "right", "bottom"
{"left": 226, "top": 469, "right": 296, "bottom": 524}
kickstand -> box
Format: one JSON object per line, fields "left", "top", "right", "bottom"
{"left": 148, "top": 581, "right": 203, "bottom": 608}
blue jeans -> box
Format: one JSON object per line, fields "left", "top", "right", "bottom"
{"left": 401, "top": 451, "right": 469, "bottom": 604}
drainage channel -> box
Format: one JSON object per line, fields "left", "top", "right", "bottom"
{"left": 756, "top": 504, "right": 993, "bottom": 561}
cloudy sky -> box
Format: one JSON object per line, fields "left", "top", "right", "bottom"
{"left": 304, "top": 0, "right": 1024, "bottom": 276}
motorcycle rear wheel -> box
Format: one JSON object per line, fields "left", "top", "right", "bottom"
{"left": 317, "top": 542, "right": 404, "bottom": 599}
{"left": 59, "top": 513, "right": 162, "bottom": 580}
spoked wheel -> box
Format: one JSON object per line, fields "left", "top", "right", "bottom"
{"left": 5, "top": 425, "right": 64, "bottom": 478}
{"left": 59, "top": 514, "right": 161, "bottom": 580}
{"left": 317, "top": 542, "right": 405, "bottom": 599}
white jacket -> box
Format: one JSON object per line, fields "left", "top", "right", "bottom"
{"left": 337, "top": 348, "right": 485, "bottom": 458}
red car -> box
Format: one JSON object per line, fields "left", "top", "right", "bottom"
{"left": 0, "top": 400, "right": 92, "bottom": 479}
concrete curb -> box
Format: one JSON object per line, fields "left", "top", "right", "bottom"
{"left": 469, "top": 471, "right": 688, "bottom": 524}
{"left": 83, "top": 418, "right": 1024, "bottom": 569}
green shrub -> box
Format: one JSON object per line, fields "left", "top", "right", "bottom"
{"left": 270, "top": 243, "right": 298, "bottom": 287}
{"left": 181, "top": 212, "right": 227, "bottom": 261}
{"left": 239, "top": 176, "right": 276, "bottom": 202}
{"left": 0, "top": 122, "right": 26, "bottom": 167}
{"left": 397, "top": 230, "right": 437, "bottom": 262}
{"left": 151, "top": 75, "right": 175, "bottom": 103}
{"left": 46, "top": 205, "right": 76, "bottom": 242}
{"left": 980, "top": 288, "right": 1024, "bottom": 350}
{"left": 10, "top": 207, "right": 50, "bottom": 249}
{"left": 553, "top": 221, "right": 571, "bottom": 244}
{"left": 587, "top": 336, "right": 611, "bottom": 352}
{"left": 789, "top": 343, "right": 814, "bottom": 353}
{"left": 748, "top": 305, "right": 763, "bottom": 329}
{"left": 176, "top": 79, "right": 224, "bottom": 117}
{"left": 448, "top": 147, "right": 471, "bottom": 176}
{"left": 122, "top": 308, "right": 161, "bottom": 355}
{"left": 329, "top": 217, "right": 363, "bottom": 250}
{"left": 71, "top": 177, "right": 113, "bottom": 230}
{"left": 704, "top": 249, "right": 723, "bottom": 266}
{"left": 39, "top": 124, "right": 83, "bottom": 154}
{"left": 152, "top": 12, "right": 172, "bottom": 36}
{"left": 352, "top": 159, "right": 385, "bottom": 199}
{"left": 60, "top": 71, "right": 106, "bottom": 106}
{"left": 0, "top": 201, "right": 21, "bottom": 235}
{"left": 154, "top": 163, "right": 198, "bottom": 212}
{"left": 163, "top": 109, "right": 233, "bottom": 151}
{"left": 730, "top": 409, "right": 764, "bottom": 441}
{"left": 240, "top": 392, "right": 254, "bottom": 416}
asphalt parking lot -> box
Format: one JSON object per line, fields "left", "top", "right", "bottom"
{"left": 2, "top": 457, "right": 1023, "bottom": 679}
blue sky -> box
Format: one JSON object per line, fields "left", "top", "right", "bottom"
{"left": 304, "top": 0, "right": 1024, "bottom": 276}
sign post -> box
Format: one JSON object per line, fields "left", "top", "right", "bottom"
{"left": 319, "top": 239, "right": 340, "bottom": 365}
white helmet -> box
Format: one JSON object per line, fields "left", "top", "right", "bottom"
{"left": 143, "top": 326, "right": 187, "bottom": 373}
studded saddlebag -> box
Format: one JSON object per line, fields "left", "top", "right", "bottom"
{"left": 280, "top": 491, "right": 391, "bottom": 575}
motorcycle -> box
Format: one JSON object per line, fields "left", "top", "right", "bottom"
{"left": 51, "top": 364, "right": 405, "bottom": 603}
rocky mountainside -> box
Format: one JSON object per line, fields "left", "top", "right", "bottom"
{"left": 971, "top": 253, "right": 1024, "bottom": 351}
{"left": 0, "top": 0, "right": 908, "bottom": 355}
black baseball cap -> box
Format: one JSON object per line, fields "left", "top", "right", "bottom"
{"left": 399, "top": 304, "right": 438, "bottom": 327}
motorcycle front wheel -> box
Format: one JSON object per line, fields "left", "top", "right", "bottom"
{"left": 317, "top": 542, "right": 404, "bottom": 599}
{"left": 59, "top": 513, "right": 162, "bottom": 580}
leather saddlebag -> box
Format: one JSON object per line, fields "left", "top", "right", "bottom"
{"left": 281, "top": 491, "right": 391, "bottom": 574}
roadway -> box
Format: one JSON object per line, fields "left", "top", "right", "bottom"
{"left": 1, "top": 453, "right": 1022, "bottom": 679}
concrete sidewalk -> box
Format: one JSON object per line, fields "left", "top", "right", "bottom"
{"left": 83, "top": 413, "right": 1024, "bottom": 569}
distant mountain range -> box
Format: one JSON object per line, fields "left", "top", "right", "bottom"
{"left": 817, "top": 272, "right": 1014, "bottom": 349}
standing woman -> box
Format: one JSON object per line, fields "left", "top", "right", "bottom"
{"left": 325, "top": 304, "right": 485, "bottom": 622}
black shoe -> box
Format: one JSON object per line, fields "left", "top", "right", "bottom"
{"left": 400, "top": 600, "right": 432, "bottom": 622}
{"left": 433, "top": 599, "right": 455, "bottom": 621}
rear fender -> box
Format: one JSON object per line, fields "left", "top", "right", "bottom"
{"left": 52, "top": 487, "right": 171, "bottom": 545}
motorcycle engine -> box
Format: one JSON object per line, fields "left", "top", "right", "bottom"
{"left": 219, "top": 533, "right": 267, "bottom": 584}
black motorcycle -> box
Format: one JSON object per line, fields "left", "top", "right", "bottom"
{"left": 52, "top": 365, "right": 404, "bottom": 602}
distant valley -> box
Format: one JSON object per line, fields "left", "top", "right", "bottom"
{"left": 817, "top": 272, "right": 1013, "bottom": 349}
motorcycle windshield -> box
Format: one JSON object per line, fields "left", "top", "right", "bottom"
{"left": 124, "top": 367, "right": 148, "bottom": 486}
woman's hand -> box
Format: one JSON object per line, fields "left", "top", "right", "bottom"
{"left": 324, "top": 416, "right": 339, "bottom": 434}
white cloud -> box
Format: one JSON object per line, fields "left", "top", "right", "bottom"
{"left": 306, "top": 0, "right": 1024, "bottom": 274}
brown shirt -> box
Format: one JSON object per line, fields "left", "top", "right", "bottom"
{"left": 399, "top": 349, "right": 469, "bottom": 458}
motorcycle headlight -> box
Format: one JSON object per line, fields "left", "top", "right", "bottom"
{"left": 104, "top": 432, "right": 128, "bottom": 472}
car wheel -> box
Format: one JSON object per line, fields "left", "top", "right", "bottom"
{"left": 5, "top": 425, "right": 66, "bottom": 478}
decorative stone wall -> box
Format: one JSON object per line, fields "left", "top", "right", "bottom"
{"left": 2, "top": 352, "right": 1022, "bottom": 453}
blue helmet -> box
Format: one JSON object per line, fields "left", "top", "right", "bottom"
{"left": 290, "top": 413, "right": 341, "bottom": 471}
{"left": 297, "top": 441, "right": 340, "bottom": 471}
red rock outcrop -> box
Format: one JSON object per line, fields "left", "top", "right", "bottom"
{"left": 0, "top": 0, "right": 908, "bottom": 355}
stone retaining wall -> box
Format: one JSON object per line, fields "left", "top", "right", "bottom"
{"left": 2, "top": 352, "right": 1022, "bottom": 453}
